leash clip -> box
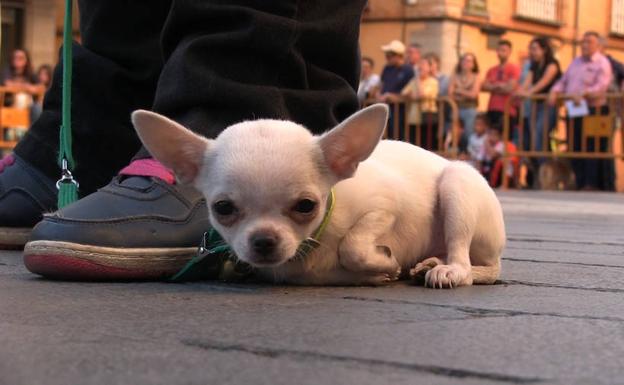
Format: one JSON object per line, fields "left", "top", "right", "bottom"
{"left": 56, "top": 158, "right": 79, "bottom": 190}
{"left": 197, "top": 231, "right": 211, "bottom": 257}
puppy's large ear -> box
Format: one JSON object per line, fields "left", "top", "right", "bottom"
{"left": 318, "top": 103, "right": 388, "bottom": 180}
{"left": 131, "top": 110, "right": 210, "bottom": 184}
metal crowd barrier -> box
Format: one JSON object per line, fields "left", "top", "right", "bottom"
{"left": 364, "top": 96, "right": 461, "bottom": 158}
{"left": 0, "top": 86, "right": 46, "bottom": 150}
{"left": 501, "top": 92, "right": 624, "bottom": 188}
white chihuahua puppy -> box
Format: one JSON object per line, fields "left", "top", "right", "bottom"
{"left": 131, "top": 104, "right": 505, "bottom": 288}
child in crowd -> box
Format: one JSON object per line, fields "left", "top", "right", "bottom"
{"left": 466, "top": 113, "right": 488, "bottom": 168}
{"left": 481, "top": 125, "right": 519, "bottom": 187}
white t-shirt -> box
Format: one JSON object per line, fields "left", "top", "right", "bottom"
{"left": 468, "top": 133, "right": 486, "bottom": 164}
{"left": 357, "top": 74, "right": 380, "bottom": 102}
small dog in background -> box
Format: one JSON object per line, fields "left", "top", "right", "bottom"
{"left": 131, "top": 104, "right": 506, "bottom": 288}
{"left": 538, "top": 159, "right": 576, "bottom": 190}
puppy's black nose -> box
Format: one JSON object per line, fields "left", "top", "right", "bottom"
{"left": 251, "top": 233, "right": 277, "bottom": 256}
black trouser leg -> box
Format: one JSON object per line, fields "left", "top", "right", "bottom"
{"left": 420, "top": 112, "right": 438, "bottom": 150}
{"left": 570, "top": 115, "right": 585, "bottom": 189}
{"left": 570, "top": 106, "right": 613, "bottom": 190}
{"left": 148, "top": 0, "right": 365, "bottom": 142}
{"left": 14, "top": 0, "right": 171, "bottom": 195}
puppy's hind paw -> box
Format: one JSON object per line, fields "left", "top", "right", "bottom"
{"left": 364, "top": 269, "right": 401, "bottom": 286}
{"left": 409, "top": 257, "right": 444, "bottom": 286}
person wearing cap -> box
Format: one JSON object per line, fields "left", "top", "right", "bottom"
{"left": 377, "top": 40, "right": 415, "bottom": 140}
{"left": 378, "top": 40, "right": 415, "bottom": 101}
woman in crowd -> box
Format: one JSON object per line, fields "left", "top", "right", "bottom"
{"left": 401, "top": 58, "right": 439, "bottom": 149}
{"left": 515, "top": 36, "right": 561, "bottom": 154}
{"left": 1, "top": 49, "right": 48, "bottom": 128}
{"left": 416, "top": 57, "right": 439, "bottom": 149}
{"left": 1, "top": 49, "right": 43, "bottom": 117}
{"left": 448, "top": 53, "right": 481, "bottom": 146}
{"left": 1, "top": 49, "right": 39, "bottom": 94}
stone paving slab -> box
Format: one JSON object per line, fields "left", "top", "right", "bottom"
{"left": 1, "top": 190, "right": 623, "bottom": 385}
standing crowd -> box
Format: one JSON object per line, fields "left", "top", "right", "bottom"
{"left": 1, "top": 48, "right": 54, "bottom": 140}
{"left": 359, "top": 31, "right": 624, "bottom": 190}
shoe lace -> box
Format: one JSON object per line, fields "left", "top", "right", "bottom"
{"left": 0, "top": 154, "right": 15, "bottom": 173}
{"left": 119, "top": 158, "right": 176, "bottom": 184}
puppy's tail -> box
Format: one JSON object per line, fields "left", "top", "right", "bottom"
{"left": 471, "top": 259, "right": 501, "bottom": 285}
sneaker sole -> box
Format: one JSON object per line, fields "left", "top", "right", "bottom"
{"left": 23, "top": 240, "right": 196, "bottom": 280}
{"left": 0, "top": 227, "right": 31, "bottom": 250}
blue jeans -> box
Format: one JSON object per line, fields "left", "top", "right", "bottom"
{"left": 458, "top": 107, "right": 477, "bottom": 147}
{"left": 522, "top": 102, "right": 556, "bottom": 153}
{"left": 387, "top": 103, "right": 406, "bottom": 140}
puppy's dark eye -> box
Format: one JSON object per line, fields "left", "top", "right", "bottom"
{"left": 293, "top": 199, "right": 316, "bottom": 214}
{"left": 213, "top": 200, "right": 237, "bottom": 216}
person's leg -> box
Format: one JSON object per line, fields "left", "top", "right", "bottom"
{"left": 457, "top": 108, "right": 468, "bottom": 150}
{"left": 387, "top": 104, "right": 396, "bottom": 139}
{"left": 0, "top": 0, "right": 171, "bottom": 249}
{"left": 398, "top": 103, "right": 407, "bottom": 141}
{"left": 570, "top": 116, "right": 586, "bottom": 189}
{"left": 522, "top": 117, "right": 531, "bottom": 151}
{"left": 534, "top": 103, "right": 546, "bottom": 152}
{"left": 486, "top": 110, "right": 502, "bottom": 130}
{"left": 509, "top": 115, "right": 519, "bottom": 142}
{"left": 154, "top": 0, "right": 362, "bottom": 135}
{"left": 529, "top": 103, "right": 545, "bottom": 180}
{"left": 408, "top": 124, "right": 417, "bottom": 146}
{"left": 15, "top": 0, "right": 171, "bottom": 193}
{"left": 462, "top": 107, "right": 476, "bottom": 141}
{"left": 596, "top": 106, "right": 614, "bottom": 191}
{"left": 24, "top": 0, "right": 367, "bottom": 280}
{"left": 545, "top": 104, "right": 558, "bottom": 154}
{"left": 582, "top": 107, "right": 604, "bottom": 190}
{"left": 423, "top": 112, "right": 439, "bottom": 150}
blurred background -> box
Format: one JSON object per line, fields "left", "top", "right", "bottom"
{"left": 1, "top": 0, "right": 623, "bottom": 190}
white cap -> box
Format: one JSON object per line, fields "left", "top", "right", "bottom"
{"left": 381, "top": 40, "right": 406, "bottom": 55}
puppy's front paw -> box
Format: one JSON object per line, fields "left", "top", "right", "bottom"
{"left": 424, "top": 264, "right": 472, "bottom": 289}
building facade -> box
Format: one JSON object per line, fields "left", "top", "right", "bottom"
{"left": 360, "top": 0, "right": 624, "bottom": 82}
{"left": 2, "top": 0, "right": 623, "bottom": 190}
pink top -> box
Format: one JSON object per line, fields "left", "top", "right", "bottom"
{"left": 551, "top": 52, "right": 613, "bottom": 106}
{"left": 485, "top": 63, "right": 521, "bottom": 115}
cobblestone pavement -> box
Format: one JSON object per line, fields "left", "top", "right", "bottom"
{"left": 1, "top": 191, "right": 623, "bottom": 385}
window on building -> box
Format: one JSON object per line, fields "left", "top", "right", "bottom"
{"left": 612, "top": 0, "right": 624, "bottom": 36}
{"left": 515, "top": 0, "right": 559, "bottom": 24}
{"left": 1, "top": 3, "right": 26, "bottom": 72}
{"left": 465, "top": 0, "right": 488, "bottom": 15}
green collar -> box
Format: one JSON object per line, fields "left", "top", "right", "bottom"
{"left": 169, "top": 189, "right": 335, "bottom": 282}
{"left": 309, "top": 188, "right": 335, "bottom": 242}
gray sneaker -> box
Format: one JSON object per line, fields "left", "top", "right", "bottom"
{"left": 23, "top": 158, "right": 211, "bottom": 280}
{"left": 0, "top": 154, "right": 57, "bottom": 249}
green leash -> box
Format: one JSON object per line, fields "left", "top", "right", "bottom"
{"left": 56, "top": 0, "right": 78, "bottom": 208}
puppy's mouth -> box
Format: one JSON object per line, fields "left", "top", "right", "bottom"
{"left": 244, "top": 237, "right": 320, "bottom": 267}
{"left": 245, "top": 254, "right": 288, "bottom": 267}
